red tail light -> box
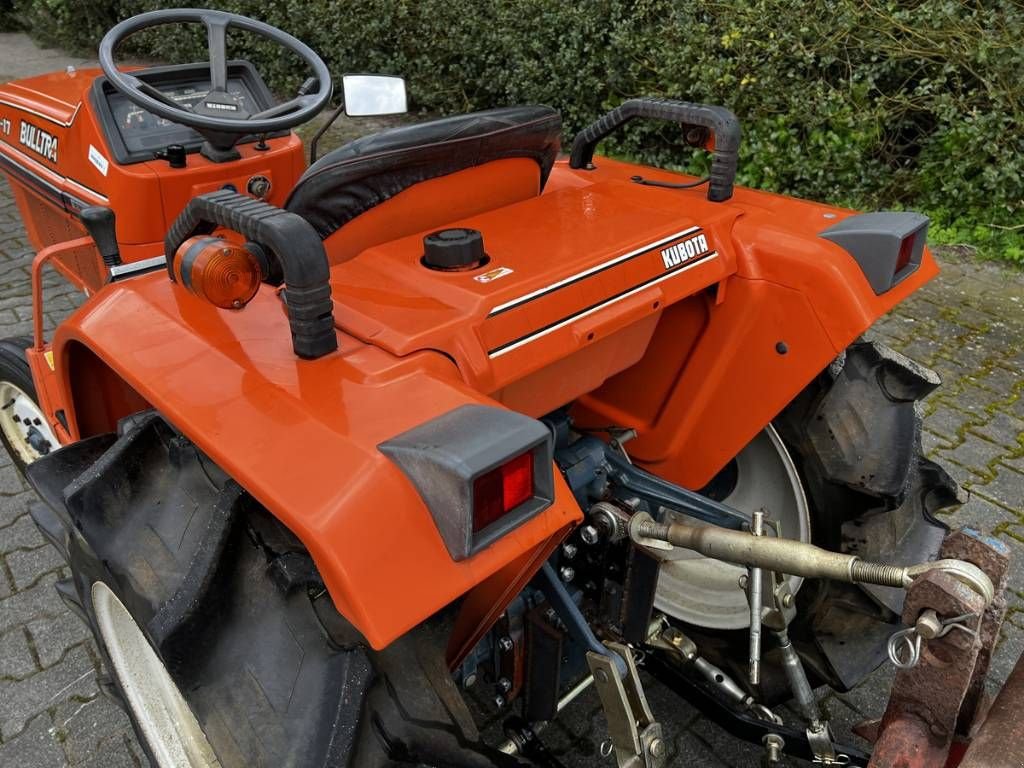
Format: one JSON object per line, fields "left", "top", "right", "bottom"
{"left": 473, "top": 451, "right": 534, "bottom": 532}
{"left": 895, "top": 234, "right": 915, "bottom": 274}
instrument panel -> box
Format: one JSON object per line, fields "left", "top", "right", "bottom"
{"left": 107, "top": 78, "right": 258, "bottom": 155}
{"left": 92, "top": 61, "right": 278, "bottom": 165}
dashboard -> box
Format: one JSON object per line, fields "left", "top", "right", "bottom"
{"left": 92, "top": 61, "right": 278, "bottom": 164}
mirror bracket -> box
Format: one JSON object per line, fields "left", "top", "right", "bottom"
{"left": 308, "top": 74, "right": 408, "bottom": 164}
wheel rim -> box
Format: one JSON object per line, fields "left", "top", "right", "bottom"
{"left": 0, "top": 381, "right": 58, "bottom": 466}
{"left": 91, "top": 582, "right": 221, "bottom": 768}
{"left": 652, "top": 425, "right": 811, "bottom": 630}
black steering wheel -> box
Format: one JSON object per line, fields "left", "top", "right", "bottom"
{"left": 98, "top": 9, "right": 333, "bottom": 153}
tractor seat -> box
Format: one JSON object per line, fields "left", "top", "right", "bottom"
{"left": 285, "top": 106, "right": 562, "bottom": 251}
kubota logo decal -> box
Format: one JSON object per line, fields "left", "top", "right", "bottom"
{"left": 19, "top": 120, "right": 58, "bottom": 163}
{"left": 660, "top": 232, "right": 710, "bottom": 270}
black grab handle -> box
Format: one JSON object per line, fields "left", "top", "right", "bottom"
{"left": 569, "top": 97, "right": 741, "bottom": 202}
{"left": 165, "top": 189, "right": 338, "bottom": 360}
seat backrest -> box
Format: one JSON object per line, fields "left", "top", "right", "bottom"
{"left": 285, "top": 106, "right": 561, "bottom": 262}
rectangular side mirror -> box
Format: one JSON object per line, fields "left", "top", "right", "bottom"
{"left": 342, "top": 74, "right": 408, "bottom": 117}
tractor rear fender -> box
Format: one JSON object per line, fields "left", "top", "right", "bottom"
{"left": 48, "top": 274, "right": 582, "bottom": 650}
{"left": 569, "top": 165, "right": 941, "bottom": 491}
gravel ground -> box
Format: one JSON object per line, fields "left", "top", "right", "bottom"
{"left": 0, "top": 31, "right": 1022, "bottom": 768}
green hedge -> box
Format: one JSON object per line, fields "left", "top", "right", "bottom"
{"left": 10, "top": 0, "right": 1024, "bottom": 263}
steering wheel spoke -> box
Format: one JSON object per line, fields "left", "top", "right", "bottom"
{"left": 125, "top": 74, "right": 189, "bottom": 112}
{"left": 252, "top": 94, "right": 319, "bottom": 121}
{"left": 203, "top": 14, "right": 230, "bottom": 93}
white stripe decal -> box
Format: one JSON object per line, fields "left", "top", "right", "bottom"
{"left": 0, "top": 139, "right": 108, "bottom": 203}
{"left": 0, "top": 99, "right": 81, "bottom": 128}
{"left": 487, "top": 226, "right": 701, "bottom": 317}
{"left": 489, "top": 251, "right": 717, "bottom": 359}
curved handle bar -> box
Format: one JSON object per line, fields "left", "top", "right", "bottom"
{"left": 569, "top": 98, "right": 741, "bottom": 202}
{"left": 165, "top": 190, "right": 338, "bottom": 360}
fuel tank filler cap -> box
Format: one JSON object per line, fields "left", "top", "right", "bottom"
{"left": 422, "top": 228, "right": 487, "bottom": 271}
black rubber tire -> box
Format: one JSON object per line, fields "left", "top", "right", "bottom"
{"left": 772, "top": 339, "right": 962, "bottom": 691}
{"left": 0, "top": 335, "right": 45, "bottom": 475}
{"left": 26, "top": 412, "right": 529, "bottom": 768}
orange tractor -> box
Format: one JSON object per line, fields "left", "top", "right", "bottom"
{"left": 0, "top": 9, "right": 1017, "bottom": 768}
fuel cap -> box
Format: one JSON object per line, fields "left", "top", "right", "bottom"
{"left": 422, "top": 228, "right": 487, "bottom": 271}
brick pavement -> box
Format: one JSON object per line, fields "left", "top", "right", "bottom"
{"left": 0, "top": 33, "right": 1022, "bottom": 768}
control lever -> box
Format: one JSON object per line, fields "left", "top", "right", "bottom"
{"left": 80, "top": 206, "right": 122, "bottom": 267}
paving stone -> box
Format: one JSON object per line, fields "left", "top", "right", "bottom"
{"left": 0, "top": 628, "right": 37, "bottom": 679}
{"left": 0, "top": 463, "right": 28, "bottom": 495}
{"left": 0, "top": 572, "right": 64, "bottom": 634}
{"left": 973, "top": 365, "right": 1022, "bottom": 398}
{"left": 0, "top": 713, "right": 66, "bottom": 766}
{"left": 27, "top": 612, "right": 93, "bottom": 669}
{"left": 1006, "top": 395, "right": 1024, "bottom": 422}
{"left": 921, "top": 429, "right": 953, "bottom": 457}
{"left": 937, "top": 433, "right": 1010, "bottom": 478}
{"left": 0, "top": 491, "right": 44, "bottom": 530}
{"left": 836, "top": 664, "right": 896, "bottom": 721}
{"left": 969, "top": 409, "right": 1024, "bottom": 451}
{"left": 0, "top": 569, "right": 12, "bottom": 601}
{"left": 7, "top": 544, "right": 65, "bottom": 591}
{"left": 0, "top": 513, "right": 45, "bottom": 554}
{"left": 0, "top": 644, "right": 96, "bottom": 740}
{"left": 51, "top": 694, "right": 139, "bottom": 766}
{"left": 75, "top": 741, "right": 147, "bottom": 768}
{"left": 943, "top": 494, "right": 1019, "bottom": 535}
{"left": 924, "top": 402, "right": 984, "bottom": 442}
{"left": 971, "top": 465, "right": 1024, "bottom": 515}
{"left": 688, "top": 715, "right": 772, "bottom": 767}
{"left": 989, "top": 623, "right": 1024, "bottom": 698}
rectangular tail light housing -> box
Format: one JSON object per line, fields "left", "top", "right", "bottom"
{"left": 819, "top": 211, "right": 929, "bottom": 294}
{"left": 379, "top": 405, "right": 554, "bottom": 561}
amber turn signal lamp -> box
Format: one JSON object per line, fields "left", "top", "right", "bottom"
{"left": 172, "top": 236, "right": 262, "bottom": 309}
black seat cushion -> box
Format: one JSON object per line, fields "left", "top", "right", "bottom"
{"left": 285, "top": 105, "right": 562, "bottom": 239}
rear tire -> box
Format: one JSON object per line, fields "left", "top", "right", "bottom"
{"left": 774, "top": 339, "right": 962, "bottom": 691}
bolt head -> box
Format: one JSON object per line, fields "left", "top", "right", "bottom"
{"left": 738, "top": 574, "right": 749, "bottom": 589}
{"left": 562, "top": 542, "right": 578, "bottom": 559}
{"left": 497, "top": 677, "right": 512, "bottom": 693}
{"left": 494, "top": 694, "right": 506, "bottom": 709}
{"left": 650, "top": 738, "right": 665, "bottom": 758}
{"left": 497, "top": 636, "right": 514, "bottom": 653}
{"left": 580, "top": 524, "right": 601, "bottom": 545}
{"left": 560, "top": 566, "right": 575, "bottom": 583}
{"left": 782, "top": 593, "right": 794, "bottom": 608}
{"left": 463, "top": 672, "right": 477, "bottom": 689}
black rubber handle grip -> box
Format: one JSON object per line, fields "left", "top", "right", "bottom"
{"left": 165, "top": 189, "right": 338, "bottom": 360}
{"left": 80, "top": 206, "right": 122, "bottom": 267}
{"left": 569, "top": 97, "right": 741, "bottom": 202}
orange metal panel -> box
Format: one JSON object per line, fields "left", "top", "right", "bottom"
{"left": 52, "top": 276, "right": 582, "bottom": 649}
